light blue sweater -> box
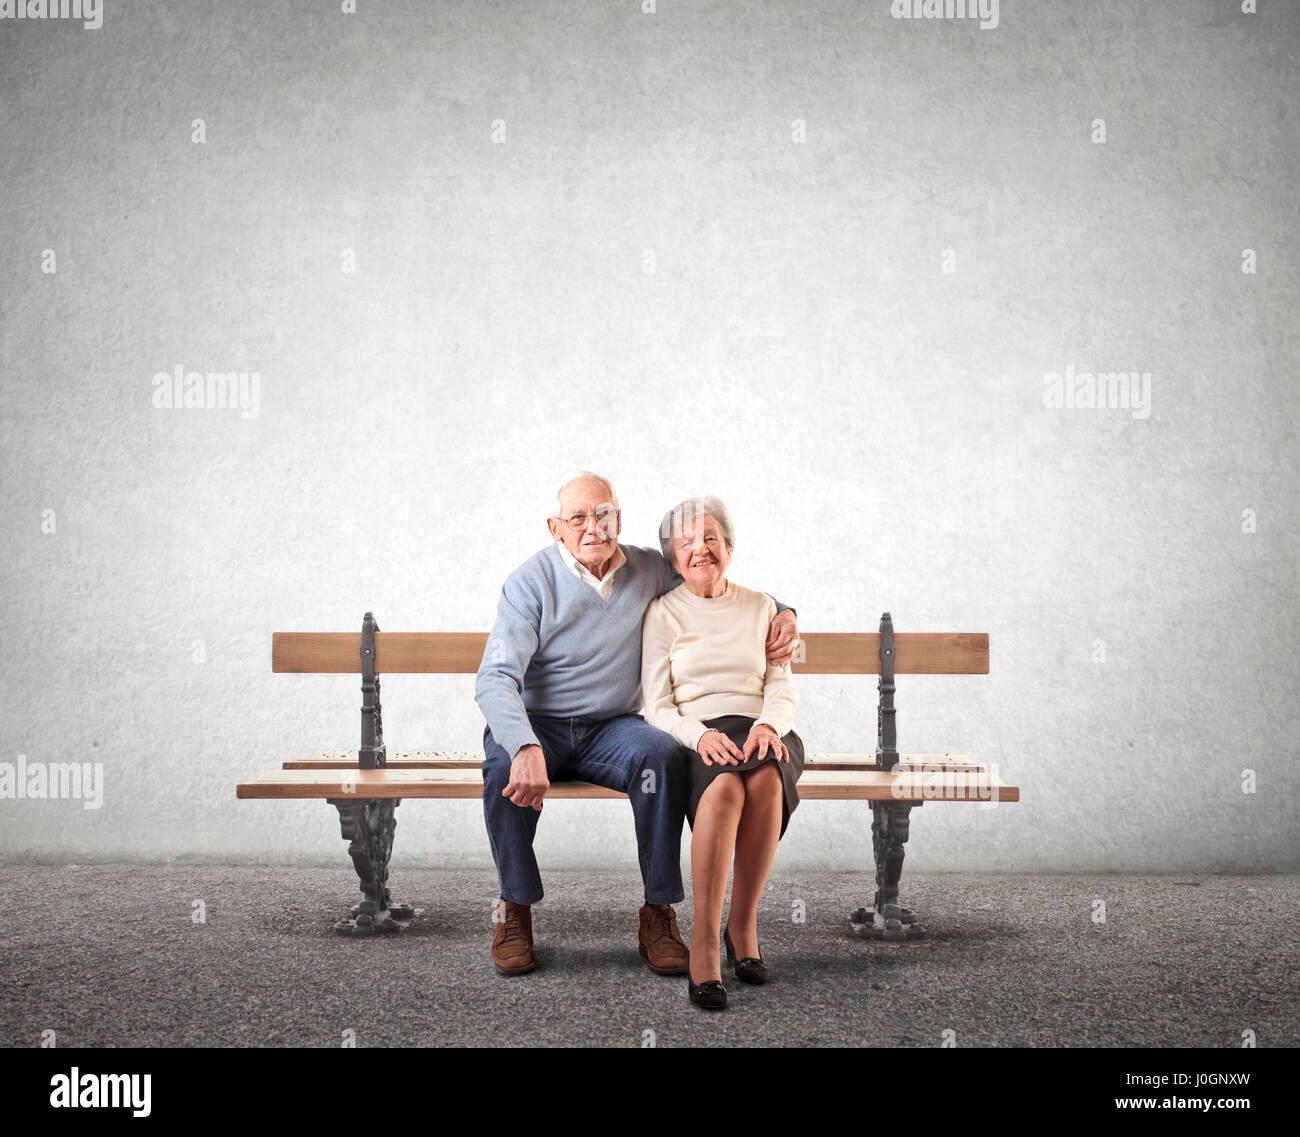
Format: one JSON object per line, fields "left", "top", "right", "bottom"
{"left": 475, "top": 542, "right": 793, "bottom": 758}
{"left": 475, "top": 543, "right": 678, "bottom": 758}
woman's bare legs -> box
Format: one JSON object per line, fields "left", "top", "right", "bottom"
{"left": 727, "top": 761, "right": 784, "bottom": 959}
{"left": 689, "top": 773, "right": 745, "bottom": 984}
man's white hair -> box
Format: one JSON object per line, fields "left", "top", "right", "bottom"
{"left": 554, "top": 470, "right": 620, "bottom": 514}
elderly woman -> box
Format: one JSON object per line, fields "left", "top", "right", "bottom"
{"left": 640, "top": 496, "right": 804, "bottom": 1009}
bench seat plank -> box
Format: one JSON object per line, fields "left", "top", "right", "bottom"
{"left": 237, "top": 767, "right": 1018, "bottom": 802}
{"left": 282, "top": 750, "right": 984, "bottom": 771}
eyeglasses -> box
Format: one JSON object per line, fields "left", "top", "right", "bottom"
{"left": 555, "top": 506, "right": 620, "bottom": 532}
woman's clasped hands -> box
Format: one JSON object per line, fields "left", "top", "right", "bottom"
{"left": 696, "top": 723, "right": 789, "bottom": 767}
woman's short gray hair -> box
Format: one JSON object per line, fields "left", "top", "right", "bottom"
{"left": 659, "top": 496, "right": 735, "bottom": 566}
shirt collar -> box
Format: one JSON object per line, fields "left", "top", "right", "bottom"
{"left": 555, "top": 540, "right": 626, "bottom": 585}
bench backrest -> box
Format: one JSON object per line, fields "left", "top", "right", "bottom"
{"left": 273, "top": 612, "right": 987, "bottom": 770}
{"left": 272, "top": 630, "right": 989, "bottom": 675}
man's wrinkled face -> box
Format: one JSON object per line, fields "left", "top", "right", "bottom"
{"left": 547, "top": 478, "right": 621, "bottom": 574}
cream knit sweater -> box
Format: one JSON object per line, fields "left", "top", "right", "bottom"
{"left": 640, "top": 580, "right": 797, "bottom": 751}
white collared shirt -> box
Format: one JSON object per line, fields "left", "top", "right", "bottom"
{"left": 555, "top": 540, "right": 627, "bottom": 600}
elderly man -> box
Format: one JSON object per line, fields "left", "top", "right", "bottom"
{"left": 476, "top": 472, "right": 799, "bottom": 975}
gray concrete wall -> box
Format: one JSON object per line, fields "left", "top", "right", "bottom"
{"left": 2, "top": 0, "right": 1297, "bottom": 871}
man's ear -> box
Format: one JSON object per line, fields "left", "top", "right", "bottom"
{"left": 546, "top": 516, "right": 562, "bottom": 541}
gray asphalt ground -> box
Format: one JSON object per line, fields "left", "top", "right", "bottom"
{"left": 1, "top": 866, "right": 1295, "bottom": 1048}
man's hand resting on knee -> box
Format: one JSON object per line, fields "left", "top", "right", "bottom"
{"left": 503, "top": 744, "right": 549, "bottom": 811}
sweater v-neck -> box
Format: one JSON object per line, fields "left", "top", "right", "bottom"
{"left": 550, "top": 542, "right": 621, "bottom": 604}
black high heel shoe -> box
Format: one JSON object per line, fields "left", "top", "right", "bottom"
{"left": 687, "top": 965, "right": 727, "bottom": 1009}
{"left": 724, "top": 926, "right": 769, "bottom": 985}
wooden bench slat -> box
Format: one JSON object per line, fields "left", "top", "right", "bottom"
{"left": 273, "top": 632, "right": 489, "bottom": 674}
{"left": 239, "top": 769, "right": 622, "bottom": 800}
{"left": 237, "top": 768, "right": 1019, "bottom": 803}
{"left": 282, "top": 750, "right": 984, "bottom": 771}
{"left": 798, "top": 633, "right": 988, "bottom": 675}
{"left": 272, "top": 631, "right": 989, "bottom": 675}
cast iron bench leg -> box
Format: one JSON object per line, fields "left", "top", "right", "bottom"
{"left": 849, "top": 610, "right": 926, "bottom": 941}
{"left": 327, "top": 797, "right": 415, "bottom": 935}
{"left": 851, "top": 800, "right": 925, "bottom": 940}
{"left": 321, "top": 611, "right": 416, "bottom": 936}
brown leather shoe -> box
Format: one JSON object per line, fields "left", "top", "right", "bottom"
{"left": 491, "top": 900, "right": 536, "bottom": 975}
{"left": 638, "top": 904, "right": 689, "bottom": 975}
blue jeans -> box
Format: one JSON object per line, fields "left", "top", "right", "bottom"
{"left": 482, "top": 713, "right": 689, "bottom": 906}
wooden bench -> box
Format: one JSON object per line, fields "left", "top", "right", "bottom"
{"left": 238, "top": 611, "right": 1018, "bottom": 939}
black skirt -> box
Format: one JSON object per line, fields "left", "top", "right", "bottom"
{"left": 685, "top": 715, "right": 805, "bottom": 839}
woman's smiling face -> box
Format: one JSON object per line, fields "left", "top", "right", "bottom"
{"left": 673, "top": 514, "right": 731, "bottom": 590}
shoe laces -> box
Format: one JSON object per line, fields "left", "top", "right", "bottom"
{"left": 501, "top": 903, "right": 526, "bottom": 936}
{"left": 654, "top": 905, "right": 681, "bottom": 940}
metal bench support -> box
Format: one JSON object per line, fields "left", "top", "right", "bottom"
{"left": 851, "top": 611, "right": 926, "bottom": 941}
{"left": 327, "top": 612, "right": 415, "bottom": 936}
